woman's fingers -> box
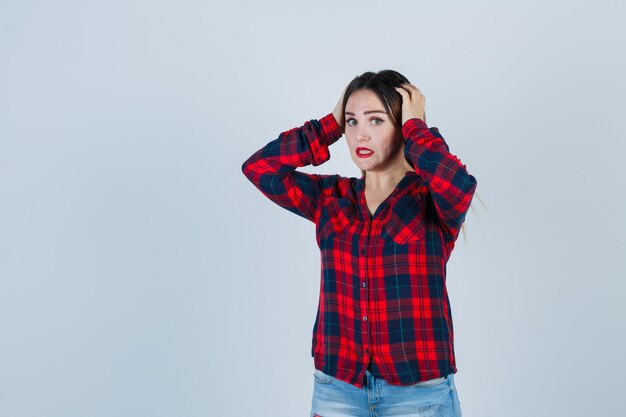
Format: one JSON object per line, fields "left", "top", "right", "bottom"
{"left": 396, "top": 83, "right": 422, "bottom": 98}
{"left": 395, "top": 83, "right": 426, "bottom": 125}
{"left": 401, "top": 83, "right": 425, "bottom": 99}
{"left": 395, "top": 86, "right": 409, "bottom": 98}
{"left": 332, "top": 83, "right": 350, "bottom": 133}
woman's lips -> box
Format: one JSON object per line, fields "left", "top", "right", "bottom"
{"left": 356, "top": 147, "right": 374, "bottom": 158}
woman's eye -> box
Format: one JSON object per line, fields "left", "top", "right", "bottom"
{"left": 347, "top": 118, "right": 356, "bottom": 126}
{"left": 371, "top": 119, "right": 382, "bottom": 125}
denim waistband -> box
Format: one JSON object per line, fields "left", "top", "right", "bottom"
{"left": 363, "top": 368, "right": 448, "bottom": 386}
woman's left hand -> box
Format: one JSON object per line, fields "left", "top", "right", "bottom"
{"left": 394, "top": 83, "right": 427, "bottom": 126}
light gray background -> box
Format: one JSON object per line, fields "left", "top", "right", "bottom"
{"left": 1, "top": 1, "right": 625, "bottom": 416}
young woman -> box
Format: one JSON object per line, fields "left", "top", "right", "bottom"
{"left": 242, "top": 70, "right": 477, "bottom": 417}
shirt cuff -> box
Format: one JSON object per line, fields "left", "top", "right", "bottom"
{"left": 401, "top": 117, "right": 429, "bottom": 140}
{"left": 319, "top": 113, "right": 343, "bottom": 146}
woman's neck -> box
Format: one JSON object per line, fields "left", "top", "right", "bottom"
{"left": 364, "top": 158, "right": 415, "bottom": 191}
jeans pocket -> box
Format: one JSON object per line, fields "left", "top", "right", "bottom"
{"left": 411, "top": 375, "right": 447, "bottom": 388}
{"left": 313, "top": 368, "right": 334, "bottom": 384}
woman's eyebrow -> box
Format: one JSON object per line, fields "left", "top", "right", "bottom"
{"left": 345, "top": 110, "right": 387, "bottom": 115}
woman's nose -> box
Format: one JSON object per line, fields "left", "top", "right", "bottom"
{"left": 356, "top": 128, "right": 370, "bottom": 142}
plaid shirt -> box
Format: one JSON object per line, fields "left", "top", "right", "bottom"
{"left": 241, "top": 113, "right": 477, "bottom": 388}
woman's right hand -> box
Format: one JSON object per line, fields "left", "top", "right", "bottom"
{"left": 332, "top": 84, "right": 349, "bottom": 135}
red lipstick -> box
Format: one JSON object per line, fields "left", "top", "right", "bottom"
{"left": 356, "top": 147, "right": 374, "bottom": 158}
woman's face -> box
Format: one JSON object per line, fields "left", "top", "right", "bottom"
{"left": 344, "top": 89, "right": 405, "bottom": 174}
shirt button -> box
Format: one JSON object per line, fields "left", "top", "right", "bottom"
{"left": 362, "top": 282, "right": 366, "bottom": 288}
{"left": 363, "top": 315, "right": 368, "bottom": 321}
{"left": 360, "top": 249, "right": 365, "bottom": 255}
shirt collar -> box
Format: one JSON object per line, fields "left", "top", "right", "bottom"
{"left": 355, "top": 171, "right": 421, "bottom": 220}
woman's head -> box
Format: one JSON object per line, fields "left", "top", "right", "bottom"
{"left": 341, "top": 70, "right": 412, "bottom": 176}
{"left": 340, "top": 70, "right": 410, "bottom": 131}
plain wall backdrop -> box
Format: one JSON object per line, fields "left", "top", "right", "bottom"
{"left": 1, "top": 1, "right": 625, "bottom": 416}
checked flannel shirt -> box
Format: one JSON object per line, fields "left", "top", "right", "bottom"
{"left": 241, "top": 112, "right": 477, "bottom": 389}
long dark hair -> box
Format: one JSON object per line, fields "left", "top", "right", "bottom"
{"left": 340, "top": 69, "right": 410, "bottom": 132}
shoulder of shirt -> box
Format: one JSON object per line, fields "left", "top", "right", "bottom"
{"left": 317, "top": 174, "right": 360, "bottom": 199}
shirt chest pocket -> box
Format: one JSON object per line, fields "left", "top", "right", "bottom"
{"left": 318, "top": 197, "right": 357, "bottom": 239}
{"left": 382, "top": 194, "right": 427, "bottom": 245}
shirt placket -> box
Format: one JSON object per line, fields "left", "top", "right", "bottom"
{"left": 359, "top": 214, "right": 372, "bottom": 372}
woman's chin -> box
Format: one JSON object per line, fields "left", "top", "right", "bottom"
{"left": 352, "top": 159, "right": 376, "bottom": 172}
{"left": 356, "top": 164, "right": 372, "bottom": 173}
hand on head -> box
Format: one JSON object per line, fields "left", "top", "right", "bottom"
{"left": 394, "top": 83, "right": 427, "bottom": 126}
{"left": 332, "top": 83, "right": 349, "bottom": 134}
{"left": 332, "top": 81, "right": 427, "bottom": 136}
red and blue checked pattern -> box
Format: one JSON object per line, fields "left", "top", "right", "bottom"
{"left": 242, "top": 113, "right": 477, "bottom": 389}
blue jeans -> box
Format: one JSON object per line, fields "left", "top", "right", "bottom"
{"left": 310, "top": 368, "right": 462, "bottom": 417}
